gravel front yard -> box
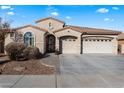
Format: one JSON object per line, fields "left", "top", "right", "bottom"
{"left": 0, "top": 56, "right": 55, "bottom": 75}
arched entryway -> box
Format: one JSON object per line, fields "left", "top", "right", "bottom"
{"left": 46, "top": 34, "right": 55, "bottom": 53}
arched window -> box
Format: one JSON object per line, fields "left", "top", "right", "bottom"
{"left": 24, "top": 32, "right": 34, "bottom": 47}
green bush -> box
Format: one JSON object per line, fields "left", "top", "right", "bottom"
{"left": 5, "top": 42, "right": 26, "bottom": 60}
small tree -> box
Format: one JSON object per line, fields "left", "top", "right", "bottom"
{"left": 0, "top": 17, "right": 12, "bottom": 53}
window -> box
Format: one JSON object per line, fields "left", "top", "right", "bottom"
{"left": 85, "top": 39, "right": 88, "bottom": 41}
{"left": 97, "top": 39, "right": 99, "bottom": 41}
{"left": 48, "top": 22, "right": 53, "bottom": 30}
{"left": 24, "top": 32, "right": 34, "bottom": 47}
{"left": 109, "top": 40, "right": 111, "bottom": 42}
{"left": 93, "top": 39, "right": 96, "bottom": 41}
{"left": 49, "top": 22, "right": 52, "bottom": 28}
{"left": 101, "top": 39, "right": 103, "bottom": 42}
{"left": 73, "top": 39, "right": 76, "bottom": 41}
{"left": 89, "top": 39, "right": 92, "bottom": 41}
{"left": 105, "top": 40, "right": 107, "bottom": 42}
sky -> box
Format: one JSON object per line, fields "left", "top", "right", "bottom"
{"left": 0, "top": 5, "right": 124, "bottom": 32}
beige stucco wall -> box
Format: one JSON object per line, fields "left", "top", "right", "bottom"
{"left": 5, "top": 33, "right": 15, "bottom": 47}
{"left": 118, "top": 40, "right": 124, "bottom": 54}
{"left": 36, "top": 19, "right": 64, "bottom": 33}
{"left": 118, "top": 40, "right": 124, "bottom": 45}
{"left": 55, "top": 29, "right": 82, "bottom": 54}
{"left": 120, "top": 44, "right": 124, "bottom": 54}
{"left": 16, "top": 26, "right": 46, "bottom": 54}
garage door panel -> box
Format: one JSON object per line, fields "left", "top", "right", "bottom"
{"left": 83, "top": 40, "right": 113, "bottom": 53}
{"left": 62, "top": 39, "right": 78, "bottom": 54}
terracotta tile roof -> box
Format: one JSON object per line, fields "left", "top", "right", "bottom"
{"left": 35, "top": 17, "right": 65, "bottom": 24}
{"left": 118, "top": 33, "right": 124, "bottom": 40}
{"left": 15, "top": 25, "right": 48, "bottom": 32}
{"left": 54, "top": 25, "right": 121, "bottom": 35}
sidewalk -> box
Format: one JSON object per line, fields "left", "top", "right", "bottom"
{"left": 0, "top": 75, "right": 55, "bottom": 88}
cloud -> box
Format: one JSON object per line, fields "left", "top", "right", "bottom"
{"left": 46, "top": 5, "right": 57, "bottom": 12}
{"left": 51, "top": 12, "right": 59, "bottom": 16}
{"left": 1, "top": 5, "right": 14, "bottom": 11}
{"left": 7, "top": 12, "right": 15, "bottom": 15}
{"left": 96, "top": 8, "right": 109, "bottom": 13}
{"left": 112, "top": 7, "right": 119, "bottom": 10}
{"left": 111, "top": 19, "right": 114, "bottom": 21}
{"left": 104, "top": 18, "right": 110, "bottom": 21}
{"left": 22, "top": 15, "right": 26, "bottom": 18}
{"left": 1, "top": 5, "right": 11, "bottom": 9}
{"left": 66, "top": 16, "right": 71, "bottom": 19}
{"left": 104, "top": 18, "right": 114, "bottom": 22}
{"left": 10, "top": 8, "right": 14, "bottom": 10}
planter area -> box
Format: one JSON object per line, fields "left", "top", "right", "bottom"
{"left": 0, "top": 56, "right": 55, "bottom": 75}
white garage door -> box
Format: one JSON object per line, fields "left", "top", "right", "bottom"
{"left": 83, "top": 39, "right": 113, "bottom": 53}
{"left": 62, "top": 38, "right": 78, "bottom": 54}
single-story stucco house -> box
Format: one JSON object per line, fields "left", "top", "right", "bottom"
{"left": 4, "top": 17, "right": 122, "bottom": 54}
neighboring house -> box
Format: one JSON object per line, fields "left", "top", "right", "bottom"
{"left": 4, "top": 17, "right": 121, "bottom": 54}
{"left": 118, "top": 33, "right": 124, "bottom": 54}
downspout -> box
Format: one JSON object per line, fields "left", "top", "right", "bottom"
{"left": 80, "top": 32, "right": 87, "bottom": 54}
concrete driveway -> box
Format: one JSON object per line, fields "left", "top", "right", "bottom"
{"left": 57, "top": 54, "right": 124, "bottom": 88}
{"left": 1, "top": 54, "right": 124, "bottom": 88}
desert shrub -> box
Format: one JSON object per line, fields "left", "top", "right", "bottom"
{"left": 5, "top": 42, "right": 26, "bottom": 60}
{"left": 23, "top": 47, "right": 42, "bottom": 59}
{"left": 55, "top": 49, "right": 60, "bottom": 55}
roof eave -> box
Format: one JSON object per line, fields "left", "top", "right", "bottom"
{"left": 35, "top": 17, "right": 65, "bottom": 24}
{"left": 15, "top": 25, "right": 48, "bottom": 32}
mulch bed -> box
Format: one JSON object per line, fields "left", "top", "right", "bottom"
{"left": 0, "top": 56, "right": 55, "bottom": 75}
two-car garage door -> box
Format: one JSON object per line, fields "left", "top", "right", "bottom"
{"left": 83, "top": 39, "right": 113, "bottom": 53}
{"left": 61, "top": 36, "right": 114, "bottom": 54}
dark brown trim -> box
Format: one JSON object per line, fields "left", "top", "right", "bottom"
{"left": 80, "top": 34, "right": 83, "bottom": 54}
{"left": 59, "top": 35, "right": 78, "bottom": 39}
{"left": 59, "top": 38, "right": 62, "bottom": 54}
{"left": 84, "top": 33, "right": 120, "bottom": 35}
{"left": 80, "top": 32, "right": 87, "bottom": 54}
{"left": 82, "top": 36, "right": 114, "bottom": 39}
{"left": 118, "top": 39, "right": 124, "bottom": 41}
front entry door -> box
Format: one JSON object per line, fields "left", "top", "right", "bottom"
{"left": 46, "top": 35, "right": 55, "bottom": 53}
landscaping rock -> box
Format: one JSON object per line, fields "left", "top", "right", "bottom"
{"left": 13, "top": 66, "right": 25, "bottom": 72}
{"left": 0, "top": 56, "right": 55, "bottom": 75}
